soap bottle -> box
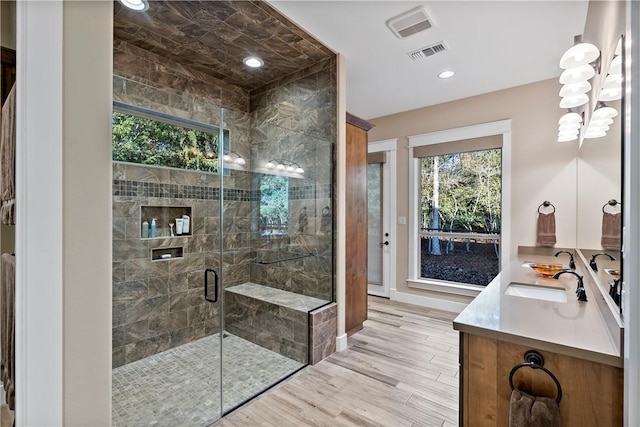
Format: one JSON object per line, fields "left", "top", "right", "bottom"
{"left": 150, "top": 218, "right": 157, "bottom": 238}
{"left": 141, "top": 220, "right": 149, "bottom": 238}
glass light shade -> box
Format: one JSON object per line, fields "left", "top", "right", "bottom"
{"left": 558, "top": 123, "right": 580, "bottom": 132}
{"left": 286, "top": 165, "right": 295, "bottom": 172}
{"left": 559, "top": 64, "right": 595, "bottom": 84}
{"left": 559, "top": 81, "right": 591, "bottom": 97}
{"left": 592, "top": 105, "right": 618, "bottom": 120}
{"left": 118, "top": 0, "right": 149, "bottom": 11}
{"left": 295, "top": 167, "right": 304, "bottom": 174}
{"left": 559, "top": 42, "right": 600, "bottom": 69}
{"left": 265, "top": 161, "right": 275, "bottom": 169}
{"left": 609, "top": 55, "right": 622, "bottom": 75}
{"left": 559, "top": 93, "right": 589, "bottom": 109}
{"left": 590, "top": 118, "right": 613, "bottom": 126}
{"left": 584, "top": 130, "right": 607, "bottom": 139}
{"left": 558, "top": 134, "right": 578, "bottom": 142}
{"left": 223, "top": 154, "right": 232, "bottom": 162}
{"left": 275, "top": 163, "right": 285, "bottom": 171}
{"left": 234, "top": 157, "right": 246, "bottom": 165}
{"left": 598, "top": 87, "right": 622, "bottom": 102}
{"left": 558, "top": 112, "right": 582, "bottom": 125}
{"left": 604, "top": 74, "right": 623, "bottom": 88}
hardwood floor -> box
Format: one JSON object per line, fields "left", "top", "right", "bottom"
{"left": 215, "top": 296, "right": 460, "bottom": 427}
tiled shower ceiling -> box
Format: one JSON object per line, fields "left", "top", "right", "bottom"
{"left": 114, "top": 0, "right": 335, "bottom": 90}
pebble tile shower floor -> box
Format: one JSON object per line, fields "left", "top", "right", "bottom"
{"left": 112, "top": 333, "right": 304, "bottom": 426}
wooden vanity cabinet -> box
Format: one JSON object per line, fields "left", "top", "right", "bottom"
{"left": 460, "top": 332, "right": 623, "bottom": 427}
{"left": 345, "top": 113, "right": 374, "bottom": 336}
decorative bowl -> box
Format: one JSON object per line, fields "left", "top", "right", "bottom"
{"left": 528, "top": 263, "right": 567, "bottom": 277}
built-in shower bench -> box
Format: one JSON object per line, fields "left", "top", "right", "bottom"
{"left": 224, "top": 282, "right": 330, "bottom": 364}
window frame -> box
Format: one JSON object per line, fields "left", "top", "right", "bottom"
{"left": 407, "top": 120, "right": 512, "bottom": 296}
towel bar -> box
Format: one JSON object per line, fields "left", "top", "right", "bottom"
{"left": 509, "top": 350, "right": 562, "bottom": 404}
{"left": 538, "top": 201, "right": 556, "bottom": 214}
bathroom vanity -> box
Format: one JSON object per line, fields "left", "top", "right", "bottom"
{"left": 454, "top": 247, "right": 623, "bottom": 427}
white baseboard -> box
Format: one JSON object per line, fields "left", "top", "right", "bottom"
{"left": 390, "top": 289, "right": 469, "bottom": 313}
{"left": 336, "top": 333, "right": 348, "bottom": 351}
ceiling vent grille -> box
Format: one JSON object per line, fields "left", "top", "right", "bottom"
{"left": 386, "top": 6, "right": 433, "bottom": 39}
{"left": 408, "top": 42, "right": 447, "bottom": 61}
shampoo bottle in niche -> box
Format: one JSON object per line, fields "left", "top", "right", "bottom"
{"left": 141, "top": 220, "right": 149, "bottom": 238}
{"left": 182, "top": 215, "right": 190, "bottom": 234}
{"left": 150, "top": 218, "right": 157, "bottom": 238}
{"left": 175, "top": 218, "right": 184, "bottom": 235}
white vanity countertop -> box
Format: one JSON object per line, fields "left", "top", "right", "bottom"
{"left": 453, "top": 252, "right": 623, "bottom": 367}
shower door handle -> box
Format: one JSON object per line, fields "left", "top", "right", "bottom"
{"left": 204, "top": 268, "right": 218, "bottom": 303}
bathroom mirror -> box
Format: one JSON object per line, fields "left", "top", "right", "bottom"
{"left": 576, "top": 35, "right": 624, "bottom": 319}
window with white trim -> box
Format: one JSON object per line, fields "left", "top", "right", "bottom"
{"left": 408, "top": 123, "right": 511, "bottom": 290}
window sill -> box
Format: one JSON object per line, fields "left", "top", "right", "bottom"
{"left": 407, "top": 278, "right": 484, "bottom": 297}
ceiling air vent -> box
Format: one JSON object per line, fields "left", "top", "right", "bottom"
{"left": 386, "top": 6, "right": 433, "bottom": 39}
{"left": 408, "top": 42, "right": 447, "bottom": 61}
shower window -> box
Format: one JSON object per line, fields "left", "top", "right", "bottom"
{"left": 259, "top": 175, "right": 289, "bottom": 235}
{"left": 112, "top": 103, "right": 229, "bottom": 173}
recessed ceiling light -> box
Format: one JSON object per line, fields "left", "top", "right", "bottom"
{"left": 117, "top": 0, "right": 149, "bottom": 12}
{"left": 243, "top": 56, "right": 264, "bottom": 68}
{"left": 438, "top": 70, "right": 455, "bottom": 79}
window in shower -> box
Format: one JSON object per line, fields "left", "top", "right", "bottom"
{"left": 112, "top": 103, "right": 229, "bottom": 173}
{"left": 259, "top": 175, "right": 289, "bottom": 235}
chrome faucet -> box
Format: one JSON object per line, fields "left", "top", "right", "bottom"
{"left": 589, "top": 253, "right": 616, "bottom": 272}
{"left": 554, "top": 250, "right": 575, "bottom": 269}
{"left": 553, "top": 270, "right": 587, "bottom": 302}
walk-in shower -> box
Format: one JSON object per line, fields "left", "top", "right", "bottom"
{"left": 111, "top": 1, "right": 337, "bottom": 425}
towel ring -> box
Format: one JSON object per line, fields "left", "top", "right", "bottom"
{"left": 509, "top": 350, "right": 562, "bottom": 404}
{"left": 602, "top": 199, "right": 621, "bottom": 213}
{"left": 538, "top": 201, "right": 556, "bottom": 214}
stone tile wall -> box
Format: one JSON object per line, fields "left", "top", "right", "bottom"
{"left": 309, "top": 303, "right": 337, "bottom": 364}
{"left": 113, "top": 37, "right": 337, "bottom": 366}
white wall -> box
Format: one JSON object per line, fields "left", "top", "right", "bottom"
{"left": 17, "top": 1, "right": 112, "bottom": 424}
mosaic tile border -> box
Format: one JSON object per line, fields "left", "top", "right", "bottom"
{"left": 113, "top": 180, "right": 332, "bottom": 201}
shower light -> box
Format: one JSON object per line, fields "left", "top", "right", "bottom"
{"left": 243, "top": 56, "right": 264, "bottom": 68}
{"left": 222, "top": 151, "right": 246, "bottom": 166}
{"left": 265, "top": 161, "right": 275, "bottom": 169}
{"left": 275, "top": 163, "right": 286, "bottom": 171}
{"left": 118, "top": 0, "right": 149, "bottom": 11}
{"left": 295, "top": 167, "right": 304, "bottom": 174}
{"left": 234, "top": 157, "right": 246, "bottom": 165}
{"left": 223, "top": 154, "right": 232, "bottom": 162}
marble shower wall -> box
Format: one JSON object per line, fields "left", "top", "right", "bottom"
{"left": 113, "top": 31, "right": 337, "bottom": 365}
{"left": 249, "top": 58, "right": 337, "bottom": 302}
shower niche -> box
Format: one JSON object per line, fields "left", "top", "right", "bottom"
{"left": 140, "top": 205, "right": 192, "bottom": 239}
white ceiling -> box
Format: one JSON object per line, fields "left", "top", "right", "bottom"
{"left": 270, "top": 1, "right": 589, "bottom": 120}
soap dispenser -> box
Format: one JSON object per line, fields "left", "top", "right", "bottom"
{"left": 150, "top": 218, "right": 157, "bottom": 238}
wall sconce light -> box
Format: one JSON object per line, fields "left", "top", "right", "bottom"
{"left": 265, "top": 159, "right": 304, "bottom": 174}
{"left": 557, "top": 110, "right": 582, "bottom": 142}
{"left": 223, "top": 151, "right": 246, "bottom": 165}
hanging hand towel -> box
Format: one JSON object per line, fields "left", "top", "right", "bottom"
{"left": 536, "top": 212, "right": 556, "bottom": 246}
{"left": 601, "top": 212, "right": 621, "bottom": 250}
{"left": 509, "top": 389, "right": 561, "bottom": 427}
{"left": 0, "top": 83, "right": 16, "bottom": 225}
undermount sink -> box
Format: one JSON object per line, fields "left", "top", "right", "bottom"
{"left": 505, "top": 282, "right": 567, "bottom": 303}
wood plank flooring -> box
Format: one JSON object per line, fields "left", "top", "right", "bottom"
{"left": 214, "top": 296, "right": 460, "bottom": 427}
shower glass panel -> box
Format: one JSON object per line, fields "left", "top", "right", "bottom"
{"left": 222, "top": 121, "right": 333, "bottom": 411}
{"left": 111, "top": 102, "right": 224, "bottom": 427}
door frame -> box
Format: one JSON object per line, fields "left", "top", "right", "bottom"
{"left": 367, "top": 139, "right": 397, "bottom": 298}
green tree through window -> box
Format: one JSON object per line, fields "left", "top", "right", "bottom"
{"left": 112, "top": 111, "right": 220, "bottom": 172}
